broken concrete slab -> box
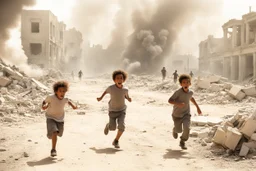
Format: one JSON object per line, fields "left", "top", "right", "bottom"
{"left": 3, "top": 67, "right": 23, "bottom": 80}
{"left": 208, "top": 84, "right": 222, "bottom": 92}
{"left": 207, "top": 75, "right": 221, "bottom": 83}
{"left": 197, "top": 79, "right": 210, "bottom": 89}
{"left": 242, "top": 86, "right": 256, "bottom": 97}
{"left": 191, "top": 116, "right": 223, "bottom": 126}
{"left": 228, "top": 86, "right": 246, "bottom": 101}
{"left": 0, "top": 77, "right": 12, "bottom": 87}
{"left": 239, "top": 116, "right": 256, "bottom": 138}
{"left": 212, "top": 127, "right": 226, "bottom": 146}
{"left": 224, "top": 127, "right": 242, "bottom": 150}
{"left": 0, "top": 97, "right": 5, "bottom": 105}
{"left": 251, "top": 133, "right": 256, "bottom": 141}
{"left": 31, "top": 78, "right": 49, "bottom": 90}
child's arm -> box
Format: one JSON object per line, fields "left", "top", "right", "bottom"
{"left": 68, "top": 100, "right": 78, "bottom": 109}
{"left": 168, "top": 98, "right": 185, "bottom": 108}
{"left": 190, "top": 97, "right": 202, "bottom": 115}
{"left": 97, "top": 91, "right": 107, "bottom": 101}
{"left": 125, "top": 94, "right": 132, "bottom": 102}
{"left": 42, "top": 101, "right": 48, "bottom": 110}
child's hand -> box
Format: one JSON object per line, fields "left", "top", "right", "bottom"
{"left": 73, "top": 106, "right": 78, "bottom": 110}
{"left": 97, "top": 97, "right": 102, "bottom": 101}
{"left": 127, "top": 97, "right": 132, "bottom": 102}
{"left": 176, "top": 103, "right": 185, "bottom": 108}
{"left": 197, "top": 108, "right": 202, "bottom": 115}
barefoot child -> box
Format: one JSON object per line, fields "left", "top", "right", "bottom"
{"left": 168, "top": 74, "right": 201, "bottom": 149}
{"left": 42, "top": 81, "right": 77, "bottom": 156}
{"left": 97, "top": 70, "right": 132, "bottom": 148}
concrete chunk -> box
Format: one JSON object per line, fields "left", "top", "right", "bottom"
{"left": 31, "top": 78, "right": 49, "bottom": 90}
{"left": 212, "top": 127, "right": 226, "bottom": 146}
{"left": 224, "top": 127, "right": 242, "bottom": 150}
{"left": 3, "top": 67, "right": 23, "bottom": 80}
{"left": 239, "top": 141, "right": 256, "bottom": 156}
{"left": 208, "top": 84, "right": 222, "bottom": 92}
{"left": 229, "top": 86, "right": 246, "bottom": 101}
{"left": 251, "top": 133, "right": 256, "bottom": 141}
{"left": 0, "top": 77, "right": 12, "bottom": 87}
{"left": 242, "top": 86, "right": 256, "bottom": 97}
{"left": 191, "top": 116, "right": 223, "bottom": 126}
{"left": 197, "top": 79, "right": 210, "bottom": 89}
{"left": 239, "top": 116, "right": 256, "bottom": 138}
{"left": 207, "top": 75, "right": 221, "bottom": 83}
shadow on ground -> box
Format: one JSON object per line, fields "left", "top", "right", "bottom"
{"left": 90, "top": 147, "right": 122, "bottom": 154}
{"left": 163, "top": 149, "right": 194, "bottom": 159}
{"left": 27, "top": 157, "right": 64, "bottom": 166}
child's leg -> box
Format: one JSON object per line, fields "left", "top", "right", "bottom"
{"left": 116, "top": 110, "right": 126, "bottom": 141}
{"left": 52, "top": 132, "right": 58, "bottom": 150}
{"left": 172, "top": 116, "right": 183, "bottom": 134}
{"left": 108, "top": 112, "right": 117, "bottom": 131}
{"left": 180, "top": 114, "right": 191, "bottom": 142}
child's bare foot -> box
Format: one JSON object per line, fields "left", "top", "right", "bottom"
{"left": 104, "top": 123, "right": 109, "bottom": 135}
{"left": 51, "top": 149, "right": 57, "bottom": 157}
{"left": 112, "top": 139, "right": 120, "bottom": 148}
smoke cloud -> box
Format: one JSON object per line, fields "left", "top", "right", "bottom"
{"left": 122, "top": 0, "right": 222, "bottom": 73}
{"left": 0, "top": 0, "right": 43, "bottom": 77}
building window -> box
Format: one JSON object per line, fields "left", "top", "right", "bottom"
{"left": 31, "top": 22, "right": 39, "bottom": 33}
{"left": 30, "top": 43, "right": 42, "bottom": 55}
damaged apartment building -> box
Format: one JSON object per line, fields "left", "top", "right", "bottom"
{"left": 21, "top": 10, "right": 66, "bottom": 68}
{"left": 199, "top": 11, "right": 256, "bottom": 81}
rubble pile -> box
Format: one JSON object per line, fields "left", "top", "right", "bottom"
{"left": 195, "top": 75, "right": 256, "bottom": 104}
{"left": 190, "top": 109, "right": 256, "bottom": 158}
{"left": 0, "top": 60, "right": 51, "bottom": 123}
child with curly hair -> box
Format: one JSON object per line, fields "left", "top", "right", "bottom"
{"left": 42, "top": 81, "right": 77, "bottom": 157}
{"left": 97, "top": 70, "right": 132, "bottom": 148}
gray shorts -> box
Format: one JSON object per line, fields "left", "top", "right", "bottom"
{"left": 108, "top": 109, "right": 126, "bottom": 132}
{"left": 172, "top": 114, "right": 191, "bottom": 133}
{"left": 46, "top": 118, "right": 64, "bottom": 139}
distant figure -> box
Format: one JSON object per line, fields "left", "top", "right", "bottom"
{"left": 189, "top": 71, "right": 194, "bottom": 78}
{"left": 161, "top": 67, "right": 167, "bottom": 81}
{"left": 173, "top": 70, "right": 178, "bottom": 83}
{"left": 78, "top": 70, "right": 83, "bottom": 81}
{"left": 71, "top": 71, "right": 74, "bottom": 80}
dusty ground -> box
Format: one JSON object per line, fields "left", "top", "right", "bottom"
{"left": 0, "top": 75, "right": 256, "bottom": 171}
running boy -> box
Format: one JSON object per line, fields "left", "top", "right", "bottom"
{"left": 168, "top": 74, "right": 201, "bottom": 149}
{"left": 97, "top": 70, "right": 132, "bottom": 148}
{"left": 42, "top": 81, "right": 77, "bottom": 156}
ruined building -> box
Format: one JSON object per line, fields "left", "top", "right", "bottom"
{"left": 64, "top": 28, "right": 83, "bottom": 70}
{"left": 199, "top": 12, "right": 256, "bottom": 81}
{"left": 21, "top": 10, "right": 66, "bottom": 68}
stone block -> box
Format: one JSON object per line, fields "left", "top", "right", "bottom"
{"left": 239, "top": 116, "right": 256, "bottom": 138}
{"left": 251, "top": 133, "right": 256, "bottom": 141}
{"left": 207, "top": 75, "right": 221, "bottom": 83}
{"left": 197, "top": 79, "right": 210, "bottom": 89}
{"left": 239, "top": 143, "right": 250, "bottom": 156}
{"left": 0, "top": 76, "right": 11, "bottom": 87}
{"left": 223, "top": 83, "right": 233, "bottom": 90}
{"left": 191, "top": 116, "right": 223, "bottom": 126}
{"left": 242, "top": 86, "right": 256, "bottom": 97}
{"left": 212, "top": 127, "right": 226, "bottom": 146}
{"left": 229, "top": 86, "right": 246, "bottom": 101}
{"left": 224, "top": 127, "right": 242, "bottom": 150}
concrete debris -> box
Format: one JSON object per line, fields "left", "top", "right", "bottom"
{"left": 207, "top": 75, "right": 221, "bottom": 83}
{"left": 197, "top": 79, "right": 210, "bottom": 89}
{"left": 239, "top": 114, "right": 256, "bottom": 138}
{"left": 224, "top": 127, "right": 242, "bottom": 150}
{"left": 0, "top": 76, "right": 12, "bottom": 87}
{"left": 239, "top": 141, "right": 256, "bottom": 157}
{"left": 242, "top": 86, "right": 256, "bottom": 97}
{"left": 191, "top": 116, "right": 223, "bottom": 126}
{"left": 212, "top": 127, "right": 226, "bottom": 146}
{"left": 229, "top": 86, "right": 246, "bottom": 101}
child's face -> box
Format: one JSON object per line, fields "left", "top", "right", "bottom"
{"left": 114, "top": 74, "right": 124, "bottom": 88}
{"left": 180, "top": 79, "right": 191, "bottom": 91}
{"left": 55, "top": 87, "right": 67, "bottom": 100}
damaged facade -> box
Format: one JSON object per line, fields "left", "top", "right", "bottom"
{"left": 21, "top": 10, "right": 66, "bottom": 68}
{"left": 64, "top": 28, "right": 83, "bottom": 70}
{"left": 199, "top": 12, "right": 256, "bottom": 81}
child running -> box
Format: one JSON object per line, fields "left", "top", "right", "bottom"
{"left": 168, "top": 74, "right": 202, "bottom": 149}
{"left": 97, "top": 70, "right": 132, "bottom": 148}
{"left": 42, "top": 81, "right": 77, "bottom": 157}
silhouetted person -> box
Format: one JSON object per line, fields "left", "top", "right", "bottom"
{"left": 78, "top": 70, "right": 83, "bottom": 81}
{"left": 161, "top": 67, "right": 167, "bottom": 81}
{"left": 173, "top": 70, "right": 178, "bottom": 83}
{"left": 189, "top": 71, "right": 194, "bottom": 78}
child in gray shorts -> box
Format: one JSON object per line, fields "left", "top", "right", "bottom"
{"left": 97, "top": 70, "right": 132, "bottom": 148}
{"left": 168, "top": 74, "right": 202, "bottom": 149}
{"left": 42, "top": 81, "right": 77, "bottom": 157}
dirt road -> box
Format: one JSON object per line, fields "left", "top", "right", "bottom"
{"left": 0, "top": 77, "right": 255, "bottom": 171}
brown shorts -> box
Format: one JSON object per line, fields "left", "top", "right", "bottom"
{"left": 46, "top": 118, "right": 64, "bottom": 139}
{"left": 108, "top": 109, "right": 126, "bottom": 132}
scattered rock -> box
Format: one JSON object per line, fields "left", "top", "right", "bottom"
{"left": 24, "top": 152, "right": 29, "bottom": 157}
{"left": 0, "top": 148, "right": 7, "bottom": 152}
